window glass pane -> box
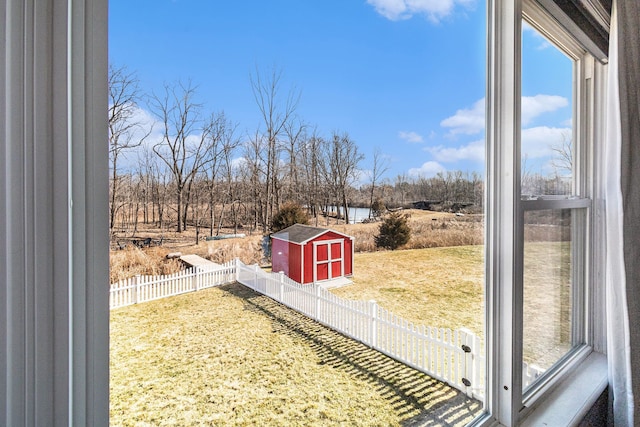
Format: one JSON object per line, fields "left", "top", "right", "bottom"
{"left": 522, "top": 208, "right": 574, "bottom": 389}
{"left": 521, "top": 22, "right": 574, "bottom": 198}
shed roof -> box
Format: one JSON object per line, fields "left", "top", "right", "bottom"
{"left": 271, "top": 223, "right": 352, "bottom": 245}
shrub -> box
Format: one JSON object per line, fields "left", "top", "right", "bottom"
{"left": 375, "top": 212, "right": 411, "bottom": 250}
{"left": 271, "top": 202, "right": 309, "bottom": 232}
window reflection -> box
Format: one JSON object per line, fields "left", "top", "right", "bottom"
{"left": 522, "top": 209, "right": 574, "bottom": 388}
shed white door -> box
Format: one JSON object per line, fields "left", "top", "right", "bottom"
{"left": 313, "top": 240, "right": 344, "bottom": 282}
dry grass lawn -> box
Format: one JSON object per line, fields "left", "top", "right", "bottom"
{"left": 110, "top": 211, "right": 574, "bottom": 424}
{"left": 110, "top": 283, "right": 482, "bottom": 426}
{"left": 335, "top": 242, "right": 571, "bottom": 369}
{"left": 333, "top": 246, "right": 485, "bottom": 338}
{"left": 328, "top": 210, "right": 483, "bottom": 252}
{"left": 109, "top": 209, "right": 483, "bottom": 282}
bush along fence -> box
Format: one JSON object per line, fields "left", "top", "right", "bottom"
{"left": 109, "top": 260, "right": 236, "bottom": 309}
{"left": 110, "top": 258, "right": 545, "bottom": 402}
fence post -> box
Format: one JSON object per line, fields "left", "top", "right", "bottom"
{"left": 195, "top": 267, "right": 200, "bottom": 291}
{"left": 235, "top": 258, "right": 240, "bottom": 282}
{"left": 369, "top": 300, "right": 377, "bottom": 348}
{"left": 254, "top": 264, "right": 260, "bottom": 291}
{"left": 315, "top": 285, "right": 321, "bottom": 319}
{"left": 279, "top": 271, "right": 285, "bottom": 302}
{"left": 134, "top": 274, "right": 141, "bottom": 304}
{"left": 459, "top": 328, "right": 475, "bottom": 398}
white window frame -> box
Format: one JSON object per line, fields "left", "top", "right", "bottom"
{"left": 520, "top": 0, "right": 592, "bottom": 401}
{"left": 480, "top": 0, "right": 608, "bottom": 426}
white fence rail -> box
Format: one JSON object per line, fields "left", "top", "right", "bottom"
{"left": 110, "top": 258, "right": 545, "bottom": 401}
{"left": 110, "top": 260, "right": 235, "bottom": 309}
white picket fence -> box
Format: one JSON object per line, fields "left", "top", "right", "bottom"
{"left": 110, "top": 258, "right": 545, "bottom": 402}
{"left": 109, "top": 260, "right": 235, "bottom": 309}
{"left": 235, "top": 260, "right": 485, "bottom": 400}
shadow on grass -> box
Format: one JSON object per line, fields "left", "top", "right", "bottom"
{"left": 219, "top": 282, "right": 483, "bottom": 426}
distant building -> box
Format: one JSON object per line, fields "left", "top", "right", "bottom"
{"left": 412, "top": 200, "right": 443, "bottom": 210}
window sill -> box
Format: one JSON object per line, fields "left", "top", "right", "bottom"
{"left": 520, "top": 352, "right": 608, "bottom": 426}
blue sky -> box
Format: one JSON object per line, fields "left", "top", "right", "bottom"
{"left": 109, "top": 0, "right": 573, "bottom": 182}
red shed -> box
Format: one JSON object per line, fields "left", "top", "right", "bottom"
{"left": 271, "top": 224, "right": 354, "bottom": 285}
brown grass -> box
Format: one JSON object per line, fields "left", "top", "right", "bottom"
{"left": 110, "top": 233, "right": 264, "bottom": 283}
{"left": 333, "top": 241, "right": 572, "bottom": 371}
{"left": 333, "top": 245, "right": 485, "bottom": 337}
{"left": 110, "top": 210, "right": 573, "bottom": 422}
{"left": 110, "top": 284, "right": 482, "bottom": 426}
{"left": 206, "top": 237, "right": 263, "bottom": 265}
{"left": 109, "top": 210, "right": 483, "bottom": 283}
{"left": 109, "top": 246, "right": 184, "bottom": 283}
{"left": 328, "top": 210, "right": 484, "bottom": 252}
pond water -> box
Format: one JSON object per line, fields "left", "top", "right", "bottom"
{"left": 324, "top": 206, "right": 372, "bottom": 224}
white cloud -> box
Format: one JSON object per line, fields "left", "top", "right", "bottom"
{"left": 523, "top": 21, "right": 552, "bottom": 50}
{"left": 398, "top": 130, "right": 424, "bottom": 143}
{"left": 354, "top": 169, "right": 371, "bottom": 187}
{"left": 231, "top": 157, "right": 247, "bottom": 170}
{"left": 367, "top": 0, "right": 408, "bottom": 20}
{"left": 428, "top": 139, "right": 484, "bottom": 162}
{"left": 522, "top": 126, "right": 571, "bottom": 159}
{"left": 408, "top": 161, "right": 446, "bottom": 178}
{"left": 521, "top": 95, "right": 568, "bottom": 126}
{"left": 440, "top": 94, "right": 569, "bottom": 136}
{"left": 130, "top": 106, "right": 158, "bottom": 131}
{"left": 110, "top": 106, "right": 162, "bottom": 170}
{"left": 367, "top": 0, "right": 474, "bottom": 23}
{"left": 440, "top": 98, "right": 485, "bottom": 135}
{"left": 111, "top": 105, "right": 161, "bottom": 146}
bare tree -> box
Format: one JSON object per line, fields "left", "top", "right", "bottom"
{"left": 368, "top": 147, "right": 390, "bottom": 218}
{"left": 150, "top": 81, "right": 211, "bottom": 232}
{"left": 283, "top": 118, "right": 307, "bottom": 202}
{"left": 392, "top": 174, "right": 411, "bottom": 206}
{"left": 300, "top": 130, "right": 327, "bottom": 225}
{"left": 550, "top": 131, "right": 573, "bottom": 175}
{"left": 201, "top": 114, "right": 223, "bottom": 236}
{"left": 182, "top": 111, "right": 239, "bottom": 237}
{"left": 250, "top": 66, "right": 300, "bottom": 232}
{"left": 242, "top": 131, "right": 267, "bottom": 231}
{"left": 108, "top": 65, "right": 151, "bottom": 232}
{"left": 191, "top": 175, "right": 208, "bottom": 244}
{"left": 220, "top": 125, "right": 242, "bottom": 233}
{"left": 326, "top": 132, "right": 364, "bottom": 224}
{"left": 153, "top": 162, "right": 171, "bottom": 236}
{"left": 203, "top": 113, "right": 240, "bottom": 236}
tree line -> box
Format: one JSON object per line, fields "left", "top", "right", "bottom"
{"left": 109, "top": 65, "right": 499, "bottom": 240}
{"left": 109, "top": 65, "right": 373, "bottom": 239}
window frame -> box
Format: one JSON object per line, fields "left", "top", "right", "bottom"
{"left": 28, "top": 0, "right": 607, "bottom": 425}
{"left": 480, "top": 0, "right": 608, "bottom": 425}
{"left": 520, "top": 2, "right": 592, "bottom": 400}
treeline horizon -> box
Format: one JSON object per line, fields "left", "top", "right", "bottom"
{"left": 109, "top": 166, "right": 487, "bottom": 238}
{"left": 110, "top": 64, "right": 571, "bottom": 238}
